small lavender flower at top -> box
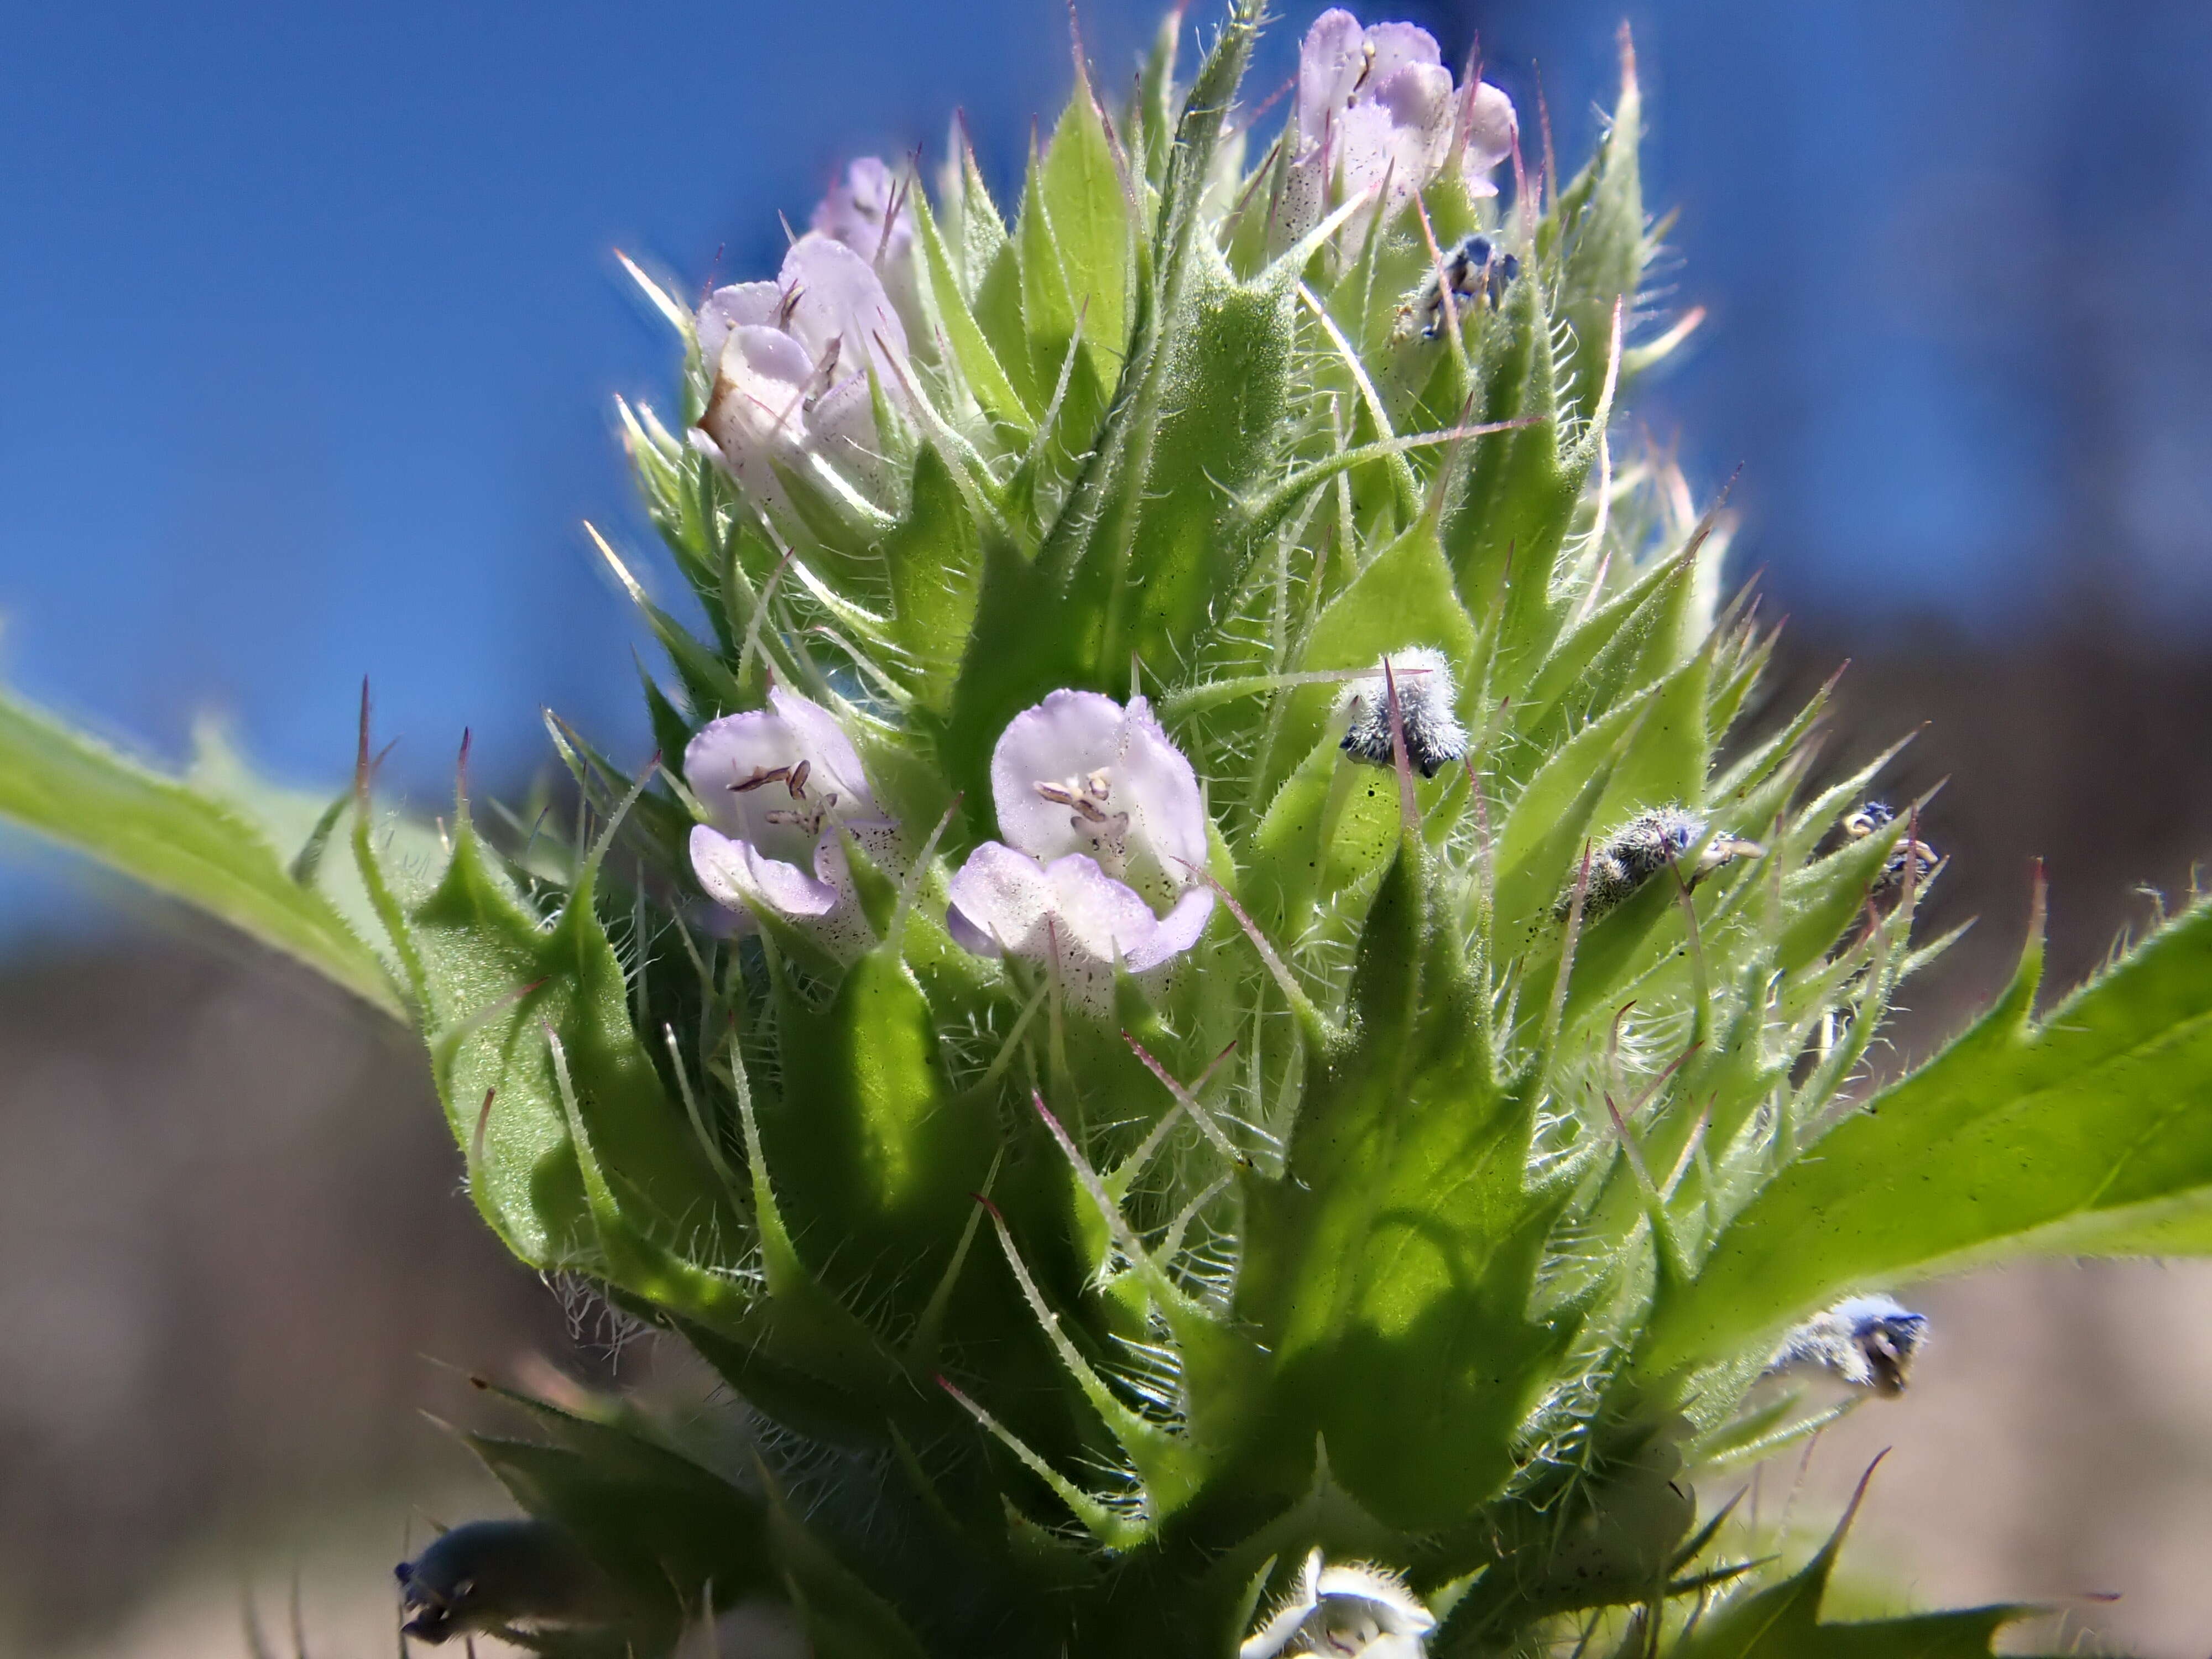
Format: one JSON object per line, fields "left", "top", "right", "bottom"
{"left": 1554, "top": 806, "right": 1764, "bottom": 921}
{"left": 810, "top": 157, "right": 914, "bottom": 267}
{"left": 1338, "top": 646, "right": 1467, "bottom": 778}
{"left": 809, "top": 157, "right": 925, "bottom": 338}
{"left": 1240, "top": 1549, "right": 1437, "bottom": 1659}
{"left": 685, "top": 686, "right": 894, "bottom": 958}
{"left": 947, "top": 691, "right": 1215, "bottom": 1007}
{"left": 691, "top": 233, "right": 911, "bottom": 515}
{"left": 1767, "top": 1293, "right": 1930, "bottom": 1396}
{"left": 1277, "top": 8, "right": 1518, "bottom": 254}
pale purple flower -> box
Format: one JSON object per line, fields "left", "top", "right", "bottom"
{"left": 988, "top": 691, "right": 1211, "bottom": 903}
{"left": 685, "top": 686, "right": 892, "bottom": 958}
{"left": 1277, "top": 9, "right": 1518, "bottom": 253}
{"left": 692, "top": 232, "right": 911, "bottom": 514}
{"left": 810, "top": 157, "right": 914, "bottom": 269}
{"left": 946, "top": 691, "right": 1214, "bottom": 1003}
{"left": 810, "top": 157, "right": 926, "bottom": 343}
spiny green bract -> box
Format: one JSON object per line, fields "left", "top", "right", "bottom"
{"left": 42, "top": 7, "right": 2184, "bottom": 1658}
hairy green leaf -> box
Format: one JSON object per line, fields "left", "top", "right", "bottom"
{"left": 1648, "top": 891, "right": 2212, "bottom": 1373}
{"left": 0, "top": 688, "right": 405, "bottom": 1018}
{"left": 1238, "top": 842, "right": 1571, "bottom": 1528}
{"left": 384, "top": 807, "right": 743, "bottom": 1274}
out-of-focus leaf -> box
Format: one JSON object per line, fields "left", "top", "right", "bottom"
{"left": 911, "top": 182, "right": 1033, "bottom": 432}
{"left": 1551, "top": 46, "right": 1645, "bottom": 429}
{"left": 1673, "top": 1467, "right": 2033, "bottom": 1657}
{"left": 1037, "top": 70, "right": 1133, "bottom": 393}
{"left": 1018, "top": 138, "right": 1110, "bottom": 479}
{"left": 463, "top": 1383, "right": 773, "bottom": 1652}
{"left": 883, "top": 445, "right": 987, "bottom": 717}
{"left": 190, "top": 717, "right": 450, "bottom": 913}
{"left": 0, "top": 688, "right": 406, "bottom": 1018}
{"left": 765, "top": 1483, "right": 933, "bottom": 1659}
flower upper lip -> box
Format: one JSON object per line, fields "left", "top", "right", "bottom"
{"left": 809, "top": 156, "right": 915, "bottom": 270}
{"left": 989, "top": 689, "right": 1209, "bottom": 905}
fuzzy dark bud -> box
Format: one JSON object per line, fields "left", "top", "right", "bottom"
{"left": 1556, "top": 806, "right": 1762, "bottom": 920}
{"left": 1338, "top": 647, "right": 1467, "bottom": 778}
{"left": 1401, "top": 233, "right": 1522, "bottom": 339}
{"left": 395, "top": 1519, "right": 610, "bottom": 1644}
{"left": 1842, "top": 800, "right": 1938, "bottom": 894}
{"left": 1767, "top": 1293, "right": 1930, "bottom": 1396}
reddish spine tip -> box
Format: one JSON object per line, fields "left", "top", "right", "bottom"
{"left": 355, "top": 677, "right": 374, "bottom": 786}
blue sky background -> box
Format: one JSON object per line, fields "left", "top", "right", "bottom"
{"left": 7, "top": 0, "right": 2211, "bottom": 929}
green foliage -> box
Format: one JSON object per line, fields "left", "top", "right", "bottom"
{"left": 1671, "top": 1469, "right": 2036, "bottom": 1658}
{"left": 1, "top": 7, "right": 2200, "bottom": 1657}
{"left": 1649, "top": 880, "right": 2212, "bottom": 1375}
{"left": 1236, "top": 843, "right": 1572, "bottom": 1532}
{"left": 0, "top": 688, "right": 405, "bottom": 1016}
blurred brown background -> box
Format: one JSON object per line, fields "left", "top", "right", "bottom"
{"left": 4, "top": 621, "right": 2212, "bottom": 1657}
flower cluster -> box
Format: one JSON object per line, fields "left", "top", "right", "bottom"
{"left": 1, "top": 0, "right": 2160, "bottom": 1653}
{"left": 686, "top": 686, "right": 1214, "bottom": 1004}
